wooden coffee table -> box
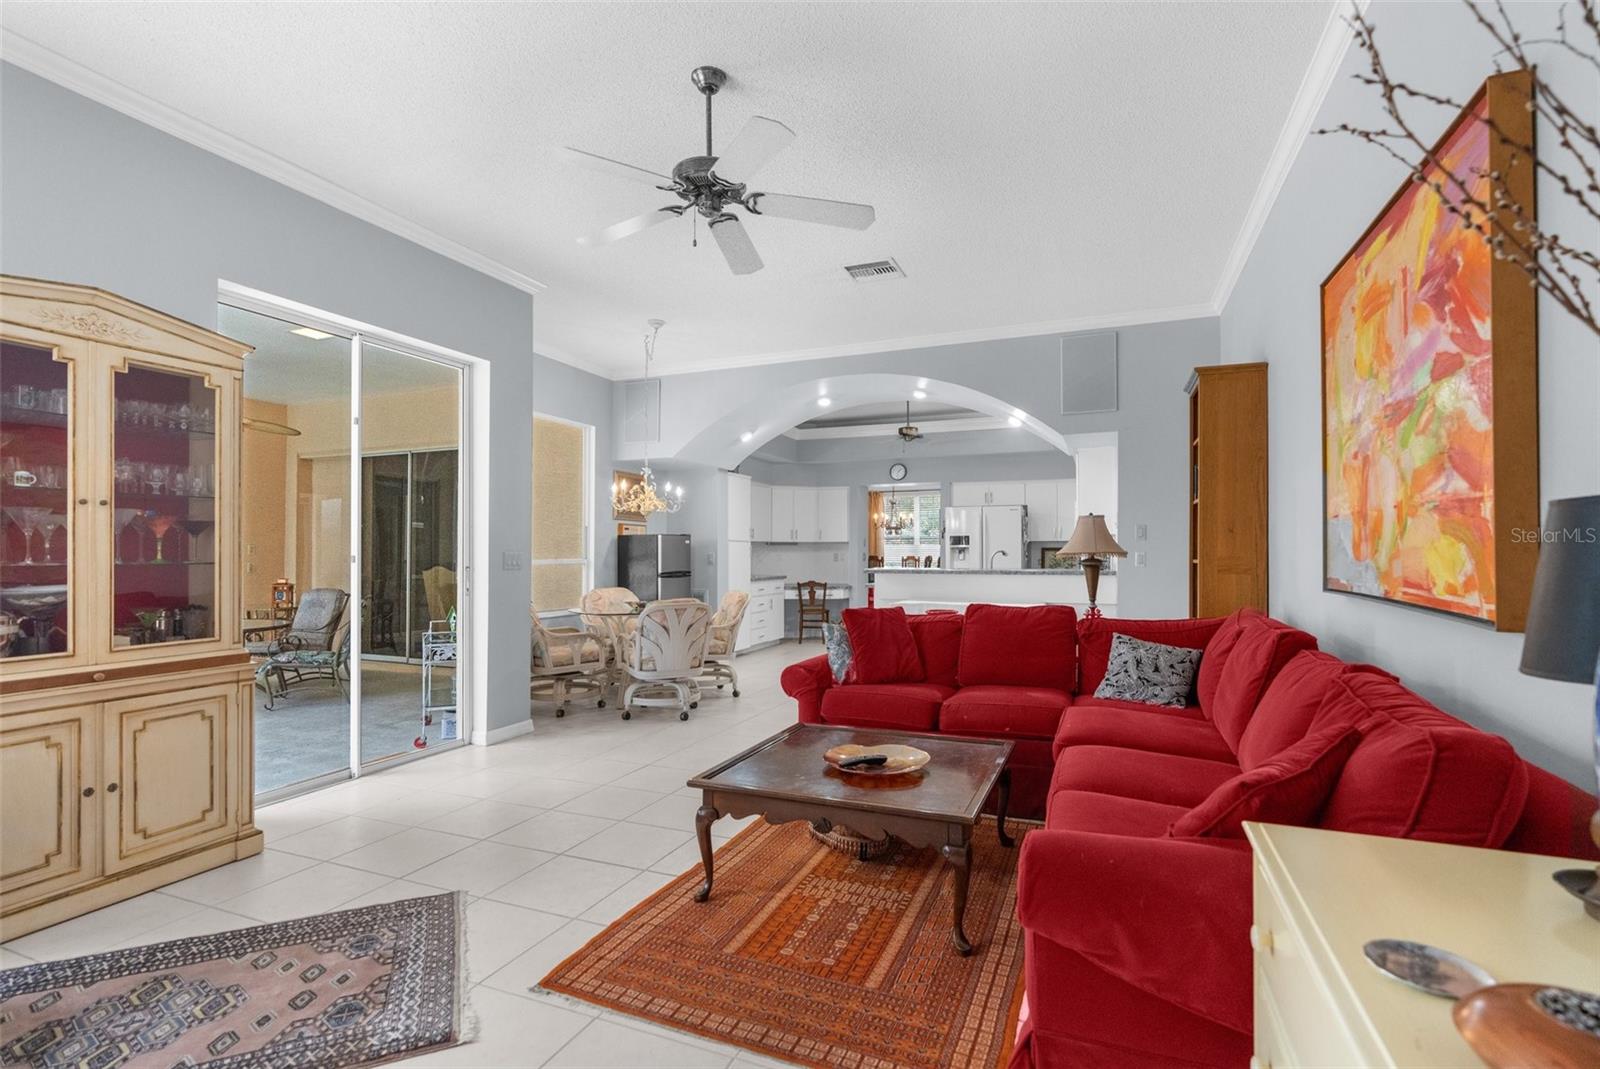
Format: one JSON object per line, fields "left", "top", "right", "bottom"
{"left": 687, "top": 724, "right": 1014, "bottom": 954}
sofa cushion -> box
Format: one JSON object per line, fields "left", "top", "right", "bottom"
{"left": 1055, "top": 703, "right": 1234, "bottom": 762}
{"left": 907, "top": 611, "right": 964, "bottom": 688}
{"left": 819, "top": 683, "right": 953, "bottom": 732}
{"left": 1236, "top": 651, "right": 1378, "bottom": 769}
{"left": 1194, "top": 609, "right": 1252, "bottom": 716}
{"left": 839, "top": 606, "right": 924, "bottom": 684}
{"left": 958, "top": 603, "right": 1077, "bottom": 690}
{"left": 940, "top": 685, "right": 1070, "bottom": 740}
{"left": 1170, "top": 722, "right": 1361, "bottom": 839}
{"left": 1051, "top": 745, "right": 1240, "bottom": 808}
{"left": 1045, "top": 789, "right": 1190, "bottom": 838}
{"left": 1206, "top": 615, "right": 1319, "bottom": 751}
{"left": 1318, "top": 671, "right": 1530, "bottom": 847}
{"left": 1094, "top": 634, "right": 1204, "bottom": 707}
{"left": 821, "top": 622, "right": 852, "bottom": 683}
{"left": 1078, "top": 616, "right": 1224, "bottom": 697}
{"left": 1068, "top": 696, "right": 1205, "bottom": 720}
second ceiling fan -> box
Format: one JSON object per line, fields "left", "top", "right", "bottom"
{"left": 564, "top": 65, "right": 876, "bottom": 275}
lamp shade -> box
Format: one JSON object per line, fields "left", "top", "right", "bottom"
{"left": 1519, "top": 495, "right": 1600, "bottom": 684}
{"left": 1058, "top": 513, "right": 1127, "bottom": 558}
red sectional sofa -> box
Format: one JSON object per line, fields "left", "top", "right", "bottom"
{"left": 780, "top": 605, "right": 1600, "bottom": 1069}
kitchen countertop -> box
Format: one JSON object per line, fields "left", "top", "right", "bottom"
{"left": 751, "top": 574, "right": 787, "bottom": 582}
{"left": 867, "top": 567, "right": 1106, "bottom": 577}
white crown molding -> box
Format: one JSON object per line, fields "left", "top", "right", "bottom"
{"left": 1208, "top": 1, "right": 1364, "bottom": 315}
{"left": 648, "top": 301, "right": 1218, "bottom": 379}
{"left": 2, "top": 31, "right": 549, "bottom": 297}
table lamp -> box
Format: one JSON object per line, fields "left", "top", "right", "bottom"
{"left": 1518, "top": 495, "right": 1600, "bottom": 919}
{"left": 1057, "top": 513, "right": 1126, "bottom": 620}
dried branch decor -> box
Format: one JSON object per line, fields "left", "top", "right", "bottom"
{"left": 1321, "top": 0, "right": 1600, "bottom": 337}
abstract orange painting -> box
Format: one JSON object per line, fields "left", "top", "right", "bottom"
{"left": 1322, "top": 73, "right": 1539, "bottom": 629}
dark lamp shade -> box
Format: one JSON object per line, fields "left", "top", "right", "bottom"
{"left": 1519, "top": 495, "right": 1600, "bottom": 684}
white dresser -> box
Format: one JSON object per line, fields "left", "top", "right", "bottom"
{"left": 737, "top": 578, "right": 785, "bottom": 651}
{"left": 1244, "top": 822, "right": 1599, "bottom": 1068}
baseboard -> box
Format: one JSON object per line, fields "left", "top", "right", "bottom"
{"left": 472, "top": 719, "right": 535, "bottom": 746}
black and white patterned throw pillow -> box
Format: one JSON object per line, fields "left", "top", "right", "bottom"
{"left": 1094, "top": 633, "right": 1202, "bottom": 707}
{"left": 822, "top": 622, "right": 854, "bottom": 683}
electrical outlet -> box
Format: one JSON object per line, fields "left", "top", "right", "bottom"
{"left": 1135, "top": 524, "right": 1148, "bottom": 541}
{"left": 1134, "top": 551, "right": 1147, "bottom": 567}
{"left": 833, "top": 552, "right": 841, "bottom": 562}
{"left": 501, "top": 551, "right": 523, "bottom": 571}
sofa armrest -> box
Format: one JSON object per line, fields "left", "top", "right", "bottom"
{"left": 781, "top": 654, "right": 834, "bottom": 724}
{"left": 1016, "top": 829, "right": 1254, "bottom": 1034}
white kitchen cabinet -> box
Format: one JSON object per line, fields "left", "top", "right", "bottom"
{"left": 1024, "top": 481, "right": 1060, "bottom": 541}
{"left": 751, "top": 483, "right": 773, "bottom": 542}
{"left": 727, "top": 538, "right": 751, "bottom": 593}
{"left": 952, "top": 481, "right": 1029, "bottom": 508}
{"left": 725, "top": 472, "right": 752, "bottom": 542}
{"left": 950, "top": 483, "right": 987, "bottom": 507}
{"left": 770, "top": 486, "right": 796, "bottom": 541}
{"left": 793, "top": 487, "right": 820, "bottom": 541}
{"left": 816, "top": 487, "right": 849, "bottom": 542}
{"left": 737, "top": 578, "right": 785, "bottom": 651}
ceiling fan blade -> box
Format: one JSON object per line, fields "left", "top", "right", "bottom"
{"left": 561, "top": 146, "right": 673, "bottom": 187}
{"left": 710, "top": 116, "right": 795, "bottom": 183}
{"left": 577, "top": 206, "right": 683, "bottom": 247}
{"left": 708, "top": 214, "right": 763, "bottom": 275}
{"left": 745, "top": 191, "right": 875, "bottom": 230}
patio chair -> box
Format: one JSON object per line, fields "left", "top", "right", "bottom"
{"left": 530, "top": 608, "right": 607, "bottom": 717}
{"left": 256, "top": 604, "right": 352, "bottom": 710}
{"left": 246, "top": 587, "right": 349, "bottom": 657}
{"left": 619, "top": 598, "right": 711, "bottom": 721}
{"left": 699, "top": 590, "right": 749, "bottom": 697}
{"left": 580, "top": 585, "right": 639, "bottom": 700}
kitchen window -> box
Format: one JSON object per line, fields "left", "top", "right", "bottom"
{"left": 882, "top": 489, "right": 944, "bottom": 565}
{"left": 531, "top": 414, "right": 592, "bottom": 613}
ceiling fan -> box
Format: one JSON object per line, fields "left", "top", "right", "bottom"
{"left": 563, "top": 65, "right": 875, "bottom": 275}
{"left": 898, "top": 402, "right": 922, "bottom": 443}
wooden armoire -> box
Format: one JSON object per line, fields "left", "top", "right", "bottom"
{"left": 1, "top": 276, "right": 261, "bottom": 939}
{"left": 1187, "top": 362, "right": 1268, "bottom": 617}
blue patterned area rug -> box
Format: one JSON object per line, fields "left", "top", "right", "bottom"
{"left": 0, "top": 892, "right": 465, "bottom": 1068}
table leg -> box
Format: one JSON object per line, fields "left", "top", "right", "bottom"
{"left": 941, "top": 839, "right": 973, "bottom": 955}
{"left": 693, "top": 803, "right": 719, "bottom": 902}
{"left": 996, "top": 768, "right": 1015, "bottom": 848}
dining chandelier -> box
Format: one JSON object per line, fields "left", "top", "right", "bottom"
{"left": 875, "top": 490, "right": 910, "bottom": 535}
{"left": 611, "top": 319, "right": 683, "bottom": 517}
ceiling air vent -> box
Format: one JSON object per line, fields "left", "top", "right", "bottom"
{"left": 844, "top": 258, "right": 906, "bottom": 282}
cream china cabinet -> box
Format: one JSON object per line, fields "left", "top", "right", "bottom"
{"left": 0, "top": 276, "right": 261, "bottom": 938}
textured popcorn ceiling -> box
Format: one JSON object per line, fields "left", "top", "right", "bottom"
{"left": 3, "top": 1, "right": 1332, "bottom": 375}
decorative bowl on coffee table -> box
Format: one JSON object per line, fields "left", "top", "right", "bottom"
{"left": 823, "top": 743, "right": 931, "bottom": 775}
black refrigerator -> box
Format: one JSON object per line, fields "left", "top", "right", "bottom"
{"left": 618, "top": 534, "right": 693, "bottom": 601}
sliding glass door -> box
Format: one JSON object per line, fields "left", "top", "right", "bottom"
{"left": 222, "top": 299, "right": 470, "bottom": 799}
{"left": 358, "top": 341, "right": 462, "bottom": 765}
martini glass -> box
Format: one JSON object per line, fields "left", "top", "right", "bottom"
{"left": 177, "top": 518, "right": 213, "bottom": 562}
{"left": 3, "top": 507, "right": 51, "bottom": 565}
{"left": 40, "top": 514, "right": 66, "bottom": 564}
{"left": 144, "top": 513, "right": 177, "bottom": 563}
{"left": 113, "top": 508, "right": 141, "bottom": 563}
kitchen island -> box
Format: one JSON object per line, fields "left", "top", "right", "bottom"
{"left": 868, "top": 567, "right": 1116, "bottom": 615}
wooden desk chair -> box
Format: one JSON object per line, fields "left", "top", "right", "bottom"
{"left": 796, "top": 580, "right": 830, "bottom": 643}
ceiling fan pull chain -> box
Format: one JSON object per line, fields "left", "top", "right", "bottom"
{"left": 693, "top": 212, "right": 698, "bottom": 248}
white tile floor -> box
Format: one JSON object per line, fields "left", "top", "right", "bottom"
{"left": 1, "top": 643, "right": 812, "bottom": 1068}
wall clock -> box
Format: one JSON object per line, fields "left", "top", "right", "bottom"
{"left": 889, "top": 462, "right": 908, "bottom": 481}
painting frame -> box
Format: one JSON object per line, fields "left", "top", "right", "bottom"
{"left": 1320, "top": 71, "right": 1539, "bottom": 632}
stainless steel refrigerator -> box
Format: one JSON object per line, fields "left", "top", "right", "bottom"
{"left": 618, "top": 534, "right": 693, "bottom": 600}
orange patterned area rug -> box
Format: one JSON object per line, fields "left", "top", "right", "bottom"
{"left": 540, "top": 818, "right": 1028, "bottom": 1069}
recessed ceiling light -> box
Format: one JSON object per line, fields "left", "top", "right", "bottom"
{"left": 916, "top": 378, "right": 929, "bottom": 389}
{"left": 1007, "top": 416, "right": 1023, "bottom": 427}
{"left": 912, "top": 389, "right": 927, "bottom": 400}
{"left": 1011, "top": 408, "right": 1027, "bottom": 419}
{"left": 817, "top": 397, "right": 833, "bottom": 407}
{"left": 740, "top": 431, "right": 754, "bottom": 443}
{"left": 290, "top": 326, "right": 334, "bottom": 340}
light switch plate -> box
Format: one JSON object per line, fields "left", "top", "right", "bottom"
{"left": 501, "top": 551, "right": 523, "bottom": 570}
{"left": 1133, "top": 551, "right": 1147, "bottom": 567}
{"left": 1135, "top": 524, "right": 1148, "bottom": 541}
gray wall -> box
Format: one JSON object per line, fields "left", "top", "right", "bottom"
{"left": 1, "top": 63, "right": 614, "bottom": 739}
{"left": 1220, "top": 1, "right": 1600, "bottom": 784}
{"left": 635, "top": 316, "right": 1220, "bottom": 618}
